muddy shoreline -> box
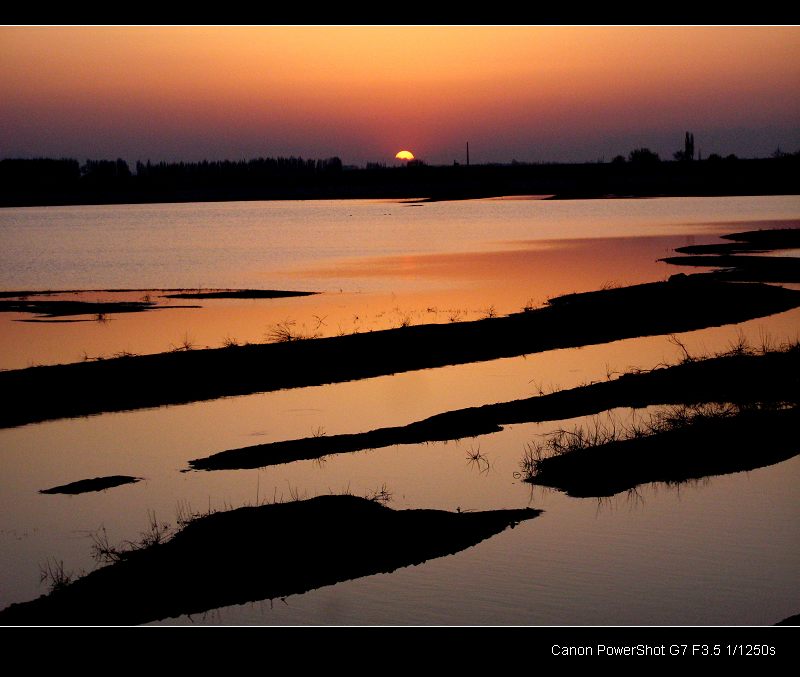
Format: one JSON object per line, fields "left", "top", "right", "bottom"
{"left": 524, "top": 405, "right": 799, "bottom": 498}
{"left": 1, "top": 277, "right": 797, "bottom": 429}
{"left": 188, "top": 344, "right": 800, "bottom": 471}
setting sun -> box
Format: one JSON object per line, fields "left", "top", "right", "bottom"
{"left": 395, "top": 150, "right": 415, "bottom": 160}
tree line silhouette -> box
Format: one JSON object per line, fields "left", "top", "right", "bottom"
{"left": 0, "top": 148, "right": 797, "bottom": 207}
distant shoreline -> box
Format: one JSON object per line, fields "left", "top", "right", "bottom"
{"left": 2, "top": 156, "right": 798, "bottom": 208}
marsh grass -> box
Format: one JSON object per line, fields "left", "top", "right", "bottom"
{"left": 398, "top": 313, "right": 413, "bottom": 328}
{"left": 465, "top": 442, "right": 491, "bottom": 474}
{"left": 265, "top": 319, "right": 322, "bottom": 343}
{"left": 517, "top": 402, "right": 747, "bottom": 481}
{"left": 170, "top": 332, "right": 196, "bottom": 352}
{"left": 39, "top": 558, "right": 75, "bottom": 593}
{"left": 447, "top": 309, "right": 465, "bottom": 323}
{"left": 364, "top": 483, "right": 393, "bottom": 504}
{"left": 91, "top": 510, "right": 172, "bottom": 564}
{"left": 665, "top": 330, "right": 800, "bottom": 367}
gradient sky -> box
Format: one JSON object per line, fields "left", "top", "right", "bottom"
{"left": 1, "top": 26, "right": 799, "bottom": 166}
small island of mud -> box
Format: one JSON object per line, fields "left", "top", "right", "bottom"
{"left": 0, "top": 288, "right": 317, "bottom": 320}
{"left": 39, "top": 475, "right": 142, "bottom": 495}
{"left": 659, "top": 228, "right": 800, "bottom": 282}
{"left": 0, "top": 495, "right": 539, "bottom": 626}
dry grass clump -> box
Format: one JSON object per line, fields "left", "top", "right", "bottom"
{"left": 518, "top": 402, "right": 746, "bottom": 481}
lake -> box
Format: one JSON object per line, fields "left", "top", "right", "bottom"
{"left": 0, "top": 195, "right": 798, "bottom": 625}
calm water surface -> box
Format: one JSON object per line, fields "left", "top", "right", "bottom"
{"left": 0, "top": 195, "right": 798, "bottom": 625}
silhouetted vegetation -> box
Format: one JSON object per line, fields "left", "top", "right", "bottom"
{"left": 0, "top": 495, "right": 539, "bottom": 625}
{"left": 628, "top": 147, "right": 660, "bottom": 165}
{"left": 520, "top": 403, "right": 799, "bottom": 497}
{"left": 1, "top": 151, "right": 798, "bottom": 207}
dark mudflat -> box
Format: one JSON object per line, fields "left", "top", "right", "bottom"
{"left": 662, "top": 227, "right": 800, "bottom": 282}
{"left": 1, "top": 278, "right": 797, "bottom": 430}
{"left": 722, "top": 228, "right": 800, "bottom": 246}
{"left": 188, "top": 345, "right": 800, "bottom": 471}
{"left": 659, "top": 255, "right": 800, "bottom": 283}
{"left": 39, "top": 475, "right": 141, "bottom": 495}
{"left": 0, "top": 299, "right": 158, "bottom": 318}
{"left": 162, "top": 289, "right": 316, "bottom": 299}
{"left": 525, "top": 405, "right": 799, "bottom": 498}
{"left": 776, "top": 613, "right": 800, "bottom": 626}
{"left": 0, "top": 495, "right": 539, "bottom": 626}
{"left": 675, "top": 228, "right": 800, "bottom": 255}
{"left": 0, "top": 288, "right": 315, "bottom": 317}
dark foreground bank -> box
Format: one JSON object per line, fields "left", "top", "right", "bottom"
{"left": 0, "top": 495, "right": 539, "bottom": 626}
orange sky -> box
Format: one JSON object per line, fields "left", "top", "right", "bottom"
{"left": 1, "top": 26, "right": 798, "bottom": 164}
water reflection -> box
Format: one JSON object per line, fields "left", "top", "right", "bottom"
{"left": 0, "top": 233, "right": 749, "bottom": 370}
{"left": 0, "top": 197, "right": 797, "bottom": 625}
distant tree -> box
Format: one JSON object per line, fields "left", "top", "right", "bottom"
{"left": 628, "top": 148, "right": 660, "bottom": 164}
{"left": 116, "top": 158, "right": 131, "bottom": 178}
{"left": 725, "top": 154, "right": 739, "bottom": 161}
{"left": 707, "top": 153, "right": 722, "bottom": 162}
{"left": 611, "top": 154, "right": 626, "bottom": 165}
{"left": 674, "top": 132, "right": 695, "bottom": 161}
{"left": 0, "top": 158, "right": 80, "bottom": 186}
{"left": 321, "top": 156, "right": 342, "bottom": 172}
{"left": 81, "top": 158, "right": 131, "bottom": 180}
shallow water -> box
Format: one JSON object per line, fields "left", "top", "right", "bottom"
{"left": 0, "top": 195, "right": 798, "bottom": 625}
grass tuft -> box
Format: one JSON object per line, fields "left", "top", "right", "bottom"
{"left": 91, "top": 510, "right": 172, "bottom": 564}
{"left": 365, "top": 483, "right": 392, "bottom": 504}
{"left": 517, "top": 403, "right": 745, "bottom": 481}
{"left": 170, "top": 332, "right": 196, "bottom": 352}
{"left": 465, "top": 442, "right": 491, "bottom": 474}
{"left": 39, "top": 558, "right": 74, "bottom": 593}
